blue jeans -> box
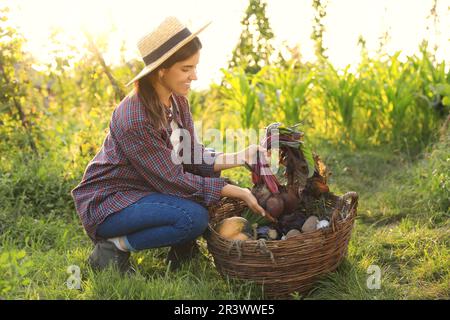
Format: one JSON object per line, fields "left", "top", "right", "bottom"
{"left": 96, "top": 193, "right": 209, "bottom": 252}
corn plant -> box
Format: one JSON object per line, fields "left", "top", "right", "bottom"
{"left": 218, "top": 68, "right": 262, "bottom": 131}
{"left": 258, "top": 63, "right": 314, "bottom": 127}
{"left": 413, "top": 42, "right": 450, "bottom": 118}
{"left": 364, "top": 50, "right": 445, "bottom": 153}
{"left": 317, "top": 60, "right": 362, "bottom": 143}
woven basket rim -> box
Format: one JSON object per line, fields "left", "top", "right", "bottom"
{"left": 207, "top": 191, "right": 358, "bottom": 244}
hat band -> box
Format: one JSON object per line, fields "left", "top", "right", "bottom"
{"left": 142, "top": 28, "right": 192, "bottom": 66}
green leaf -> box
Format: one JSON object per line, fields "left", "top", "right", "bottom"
{"left": 241, "top": 208, "right": 272, "bottom": 226}
{"left": 300, "top": 142, "right": 315, "bottom": 178}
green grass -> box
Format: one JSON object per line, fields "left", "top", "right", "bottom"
{"left": 0, "top": 130, "right": 448, "bottom": 300}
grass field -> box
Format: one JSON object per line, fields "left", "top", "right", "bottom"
{"left": 1, "top": 125, "right": 448, "bottom": 300}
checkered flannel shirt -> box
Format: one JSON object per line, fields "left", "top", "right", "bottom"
{"left": 71, "top": 92, "right": 227, "bottom": 241}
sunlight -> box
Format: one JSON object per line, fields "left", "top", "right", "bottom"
{"left": 1, "top": 0, "right": 449, "bottom": 303}
{"left": 3, "top": 0, "right": 449, "bottom": 89}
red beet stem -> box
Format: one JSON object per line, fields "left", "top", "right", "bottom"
{"left": 249, "top": 150, "right": 280, "bottom": 194}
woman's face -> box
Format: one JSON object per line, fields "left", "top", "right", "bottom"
{"left": 160, "top": 51, "right": 200, "bottom": 96}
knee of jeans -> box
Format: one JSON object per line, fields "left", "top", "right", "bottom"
{"left": 182, "top": 205, "right": 209, "bottom": 239}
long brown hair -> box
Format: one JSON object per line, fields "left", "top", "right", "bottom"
{"left": 134, "top": 37, "right": 202, "bottom": 130}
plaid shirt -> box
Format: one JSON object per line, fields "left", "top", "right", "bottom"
{"left": 71, "top": 92, "right": 227, "bottom": 241}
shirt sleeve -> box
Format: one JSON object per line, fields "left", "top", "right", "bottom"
{"left": 194, "top": 147, "right": 222, "bottom": 178}
{"left": 181, "top": 104, "right": 222, "bottom": 178}
{"left": 182, "top": 137, "right": 222, "bottom": 178}
{"left": 117, "top": 122, "right": 227, "bottom": 207}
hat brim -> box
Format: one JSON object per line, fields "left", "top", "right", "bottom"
{"left": 126, "top": 21, "right": 212, "bottom": 87}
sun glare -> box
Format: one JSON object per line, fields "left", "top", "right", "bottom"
{"left": 3, "top": 0, "right": 449, "bottom": 89}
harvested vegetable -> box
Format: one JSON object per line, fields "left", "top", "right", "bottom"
{"left": 285, "top": 229, "right": 301, "bottom": 239}
{"left": 276, "top": 212, "right": 307, "bottom": 235}
{"left": 317, "top": 220, "right": 330, "bottom": 229}
{"left": 222, "top": 122, "right": 335, "bottom": 242}
{"left": 228, "top": 233, "right": 250, "bottom": 241}
{"left": 241, "top": 207, "right": 272, "bottom": 227}
{"left": 301, "top": 216, "right": 319, "bottom": 233}
{"left": 251, "top": 122, "right": 331, "bottom": 215}
{"left": 215, "top": 217, "right": 252, "bottom": 240}
{"left": 255, "top": 226, "right": 279, "bottom": 240}
{"left": 265, "top": 194, "right": 285, "bottom": 218}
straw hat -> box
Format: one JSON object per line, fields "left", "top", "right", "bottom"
{"left": 126, "top": 17, "right": 211, "bottom": 86}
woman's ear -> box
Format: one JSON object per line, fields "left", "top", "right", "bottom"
{"left": 158, "top": 69, "right": 165, "bottom": 80}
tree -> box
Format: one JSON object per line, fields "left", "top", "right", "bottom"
{"left": 0, "top": 7, "right": 38, "bottom": 154}
{"left": 311, "top": 0, "right": 329, "bottom": 60}
{"left": 84, "top": 31, "right": 126, "bottom": 101}
{"left": 228, "top": 0, "right": 275, "bottom": 75}
{"left": 425, "top": 0, "right": 441, "bottom": 59}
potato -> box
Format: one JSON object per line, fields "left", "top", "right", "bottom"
{"left": 301, "top": 215, "right": 319, "bottom": 233}
{"left": 285, "top": 229, "right": 301, "bottom": 239}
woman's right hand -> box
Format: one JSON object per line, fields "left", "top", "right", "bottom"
{"left": 220, "top": 184, "right": 276, "bottom": 222}
{"left": 239, "top": 188, "right": 276, "bottom": 223}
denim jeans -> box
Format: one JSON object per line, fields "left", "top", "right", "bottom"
{"left": 96, "top": 193, "right": 209, "bottom": 252}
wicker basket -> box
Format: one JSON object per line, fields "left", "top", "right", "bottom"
{"left": 205, "top": 191, "right": 358, "bottom": 299}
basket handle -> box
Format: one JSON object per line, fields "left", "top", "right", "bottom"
{"left": 330, "top": 191, "right": 359, "bottom": 231}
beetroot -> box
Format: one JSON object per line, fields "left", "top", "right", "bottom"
{"left": 251, "top": 184, "right": 272, "bottom": 208}
{"left": 280, "top": 187, "right": 300, "bottom": 215}
{"left": 277, "top": 212, "right": 307, "bottom": 235}
{"left": 246, "top": 122, "right": 331, "bottom": 227}
{"left": 265, "top": 195, "right": 284, "bottom": 218}
{"left": 245, "top": 150, "right": 280, "bottom": 194}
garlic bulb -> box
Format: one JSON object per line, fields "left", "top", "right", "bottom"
{"left": 316, "top": 220, "right": 330, "bottom": 229}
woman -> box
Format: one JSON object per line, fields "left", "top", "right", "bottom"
{"left": 71, "top": 17, "right": 269, "bottom": 273}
